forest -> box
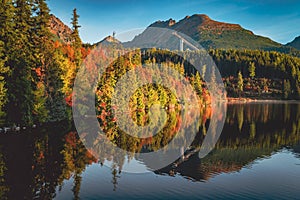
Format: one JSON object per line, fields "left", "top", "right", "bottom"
{"left": 0, "top": 0, "right": 89, "bottom": 126}
{"left": 0, "top": 0, "right": 300, "bottom": 127}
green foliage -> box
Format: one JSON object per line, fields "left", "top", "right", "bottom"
{"left": 190, "top": 72, "right": 203, "bottom": 96}
{"left": 33, "top": 82, "right": 48, "bottom": 123}
{"left": 71, "top": 8, "right": 82, "bottom": 66}
{"left": 248, "top": 62, "right": 256, "bottom": 79}
{"left": 0, "top": 42, "right": 9, "bottom": 118}
{"left": 237, "top": 71, "right": 244, "bottom": 95}
{"left": 5, "top": 0, "right": 36, "bottom": 124}
{"left": 198, "top": 29, "right": 282, "bottom": 50}
{"left": 210, "top": 49, "right": 300, "bottom": 99}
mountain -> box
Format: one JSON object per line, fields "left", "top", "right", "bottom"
{"left": 125, "top": 14, "right": 283, "bottom": 50}
{"left": 49, "top": 14, "right": 73, "bottom": 44}
{"left": 286, "top": 36, "right": 300, "bottom": 50}
{"left": 96, "top": 35, "right": 122, "bottom": 47}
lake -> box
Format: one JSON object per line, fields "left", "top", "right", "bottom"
{"left": 0, "top": 103, "right": 299, "bottom": 199}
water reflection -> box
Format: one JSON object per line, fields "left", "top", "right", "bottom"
{"left": 0, "top": 103, "right": 299, "bottom": 199}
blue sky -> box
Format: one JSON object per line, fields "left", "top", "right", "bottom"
{"left": 48, "top": 0, "right": 300, "bottom": 44}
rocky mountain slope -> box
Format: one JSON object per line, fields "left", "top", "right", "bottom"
{"left": 126, "top": 14, "right": 284, "bottom": 50}
{"left": 49, "top": 14, "right": 73, "bottom": 44}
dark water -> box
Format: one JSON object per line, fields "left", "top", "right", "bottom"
{"left": 0, "top": 103, "right": 300, "bottom": 199}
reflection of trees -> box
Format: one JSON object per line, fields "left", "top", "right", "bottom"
{"left": 0, "top": 124, "right": 96, "bottom": 199}
{"left": 0, "top": 103, "right": 299, "bottom": 198}
{"left": 60, "top": 131, "right": 97, "bottom": 199}
{"left": 0, "top": 147, "right": 9, "bottom": 200}
{"left": 155, "top": 103, "right": 300, "bottom": 182}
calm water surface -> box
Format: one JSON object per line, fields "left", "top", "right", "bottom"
{"left": 0, "top": 103, "right": 299, "bottom": 199}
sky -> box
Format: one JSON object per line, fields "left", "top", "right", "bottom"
{"left": 48, "top": 0, "right": 300, "bottom": 44}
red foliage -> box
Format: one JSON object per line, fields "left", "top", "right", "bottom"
{"left": 65, "top": 92, "right": 73, "bottom": 107}
{"left": 65, "top": 132, "right": 78, "bottom": 148}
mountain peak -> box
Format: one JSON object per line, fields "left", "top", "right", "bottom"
{"left": 150, "top": 18, "right": 176, "bottom": 28}
{"left": 190, "top": 14, "right": 210, "bottom": 20}
{"left": 100, "top": 35, "right": 120, "bottom": 44}
{"left": 149, "top": 14, "right": 244, "bottom": 34}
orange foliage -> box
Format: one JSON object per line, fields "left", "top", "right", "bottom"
{"left": 53, "top": 41, "right": 62, "bottom": 49}
{"left": 62, "top": 44, "right": 75, "bottom": 60}
{"left": 81, "top": 47, "right": 91, "bottom": 59}
{"left": 35, "top": 67, "right": 42, "bottom": 77}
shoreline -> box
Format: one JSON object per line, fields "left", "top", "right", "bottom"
{"left": 227, "top": 97, "right": 300, "bottom": 104}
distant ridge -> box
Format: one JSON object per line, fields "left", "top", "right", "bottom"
{"left": 127, "top": 14, "right": 283, "bottom": 50}
{"left": 286, "top": 36, "right": 300, "bottom": 50}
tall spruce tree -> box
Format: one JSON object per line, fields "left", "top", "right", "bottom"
{"left": 32, "top": 0, "right": 52, "bottom": 123}
{"left": 71, "top": 8, "right": 82, "bottom": 66}
{"left": 6, "top": 0, "right": 35, "bottom": 124}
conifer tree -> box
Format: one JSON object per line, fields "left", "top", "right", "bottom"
{"left": 0, "top": 0, "right": 14, "bottom": 118}
{"left": 6, "top": 0, "right": 35, "bottom": 124}
{"left": 32, "top": 0, "right": 52, "bottom": 123}
{"left": 0, "top": 41, "right": 9, "bottom": 118}
{"left": 71, "top": 8, "right": 82, "bottom": 66}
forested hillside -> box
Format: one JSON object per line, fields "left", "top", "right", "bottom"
{"left": 0, "top": 0, "right": 89, "bottom": 126}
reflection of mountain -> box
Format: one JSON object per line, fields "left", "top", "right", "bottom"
{"left": 154, "top": 146, "right": 277, "bottom": 182}
{"left": 151, "top": 103, "right": 300, "bottom": 182}
{"left": 0, "top": 123, "right": 96, "bottom": 199}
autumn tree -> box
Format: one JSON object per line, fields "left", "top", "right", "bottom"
{"left": 248, "top": 62, "right": 255, "bottom": 79}
{"left": 237, "top": 71, "right": 244, "bottom": 96}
